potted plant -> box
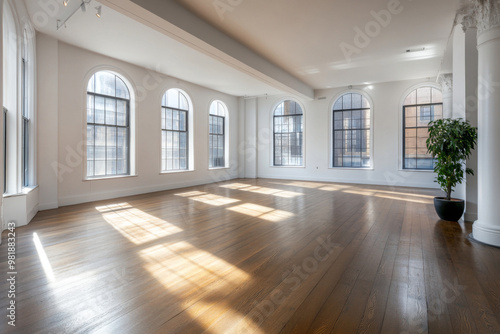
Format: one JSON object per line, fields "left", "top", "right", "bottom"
{"left": 426, "top": 118, "right": 478, "bottom": 221}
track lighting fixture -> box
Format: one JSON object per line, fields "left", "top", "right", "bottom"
{"left": 56, "top": 0, "right": 99, "bottom": 30}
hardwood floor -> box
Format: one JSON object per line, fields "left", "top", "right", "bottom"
{"left": 1, "top": 178, "right": 499, "bottom": 333}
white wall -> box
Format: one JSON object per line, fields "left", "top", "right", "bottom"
{"left": 37, "top": 36, "right": 240, "bottom": 208}
{"left": 0, "top": 0, "right": 4, "bottom": 235}
{"left": 37, "top": 32, "right": 58, "bottom": 210}
{"left": 255, "top": 79, "right": 441, "bottom": 189}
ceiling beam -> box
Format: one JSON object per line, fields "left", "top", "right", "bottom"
{"left": 98, "top": 0, "right": 314, "bottom": 99}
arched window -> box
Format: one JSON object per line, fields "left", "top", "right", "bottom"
{"left": 402, "top": 86, "right": 443, "bottom": 169}
{"left": 332, "top": 93, "right": 371, "bottom": 168}
{"left": 273, "top": 100, "right": 303, "bottom": 166}
{"left": 22, "top": 28, "right": 30, "bottom": 186}
{"left": 209, "top": 100, "right": 227, "bottom": 168}
{"left": 86, "top": 71, "right": 131, "bottom": 178}
{"left": 161, "top": 89, "right": 189, "bottom": 171}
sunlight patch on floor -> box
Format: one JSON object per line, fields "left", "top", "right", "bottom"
{"left": 175, "top": 191, "right": 240, "bottom": 206}
{"left": 341, "top": 189, "right": 434, "bottom": 204}
{"left": 269, "top": 181, "right": 327, "bottom": 188}
{"left": 228, "top": 203, "right": 295, "bottom": 222}
{"left": 187, "top": 300, "right": 264, "bottom": 334}
{"left": 33, "top": 232, "right": 56, "bottom": 283}
{"left": 220, "top": 183, "right": 303, "bottom": 198}
{"left": 318, "top": 184, "right": 351, "bottom": 192}
{"left": 139, "top": 241, "right": 250, "bottom": 297}
{"left": 97, "top": 203, "right": 183, "bottom": 245}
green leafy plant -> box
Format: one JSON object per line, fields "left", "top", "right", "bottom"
{"left": 426, "top": 118, "right": 478, "bottom": 201}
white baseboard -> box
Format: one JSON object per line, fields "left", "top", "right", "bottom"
{"left": 58, "top": 176, "right": 239, "bottom": 207}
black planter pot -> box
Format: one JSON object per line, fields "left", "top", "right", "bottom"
{"left": 433, "top": 197, "right": 465, "bottom": 221}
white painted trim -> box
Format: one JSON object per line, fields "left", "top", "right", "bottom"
{"left": 57, "top": 176, "right": 239, "bottom": 207}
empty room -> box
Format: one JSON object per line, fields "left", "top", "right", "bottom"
{"left": 1, "top": 0, "right": 500, "bottom": 333}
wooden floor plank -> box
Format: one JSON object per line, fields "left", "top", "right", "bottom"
{"left": 0, "top": 179, "right": 499, "bottom": 333}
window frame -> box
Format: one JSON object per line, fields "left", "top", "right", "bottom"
{"left": 21, "top": 29, "right": 31, "bottom": 187}
{"left": 401, "top": 85, "right": 443, "bottom": 171}
{"left": 208, "top": 100, "right": 228, "bottom": 169}
{"left": 331, "top": 92, "right": 373, "bottom": 169}
{"left": 3, "top": 108, "right": 7, "bottom": 194}
{"left": 161, "top": 89, "right": 190, "bottom": 172}
{"left": 209, "top": 114, "right": 225, "bottom": 168}
{"left": 272, "top": 99, "right": 304, "bottom": 167}
{"left": 86, "top": 71, "right": 132, "bottom": 179}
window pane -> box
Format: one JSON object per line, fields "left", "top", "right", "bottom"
{"left": 166, "top": 108, "right": 173, "bottom": 130}
{"left": 173, "top": 110, "right": 179, "bottom": 130}
{"left": 95, "top": 71, "right": 116, "bottom": 97}
{"left": 284, "top": 101, "right": 295, "bottom": 115}
{"left": 362, "top": 97, "right": 370, "bottom": 109}
{"left": 417, "top": 87, "right": 432, "bottom": 105}
{"left": 115, "top": 77, "right": 130, "bottom": 99}
{"left": 105, "top": 98, "right": 116, "bottom": 126}
{"left": 352, "top": 94, "right": 362, "bottom": 109}
{"left": 343, "top": 94, "right": 352, "bottom": 110}
{"left": 404, "top": 90, "right": 417, "bottom": 105}
{"left": 432, "top": 88, "right": 443, "bottom": 103}
{"left": 87, "top": 95, "right": 94, "bottom": 123}
{"left": 210, "top": 102, "right": 217, "bottom": 115}
{"left": 87, "top": 75, "right": 95, "bottom": 93}
{"left": 167, "top": 90, "right": 179, "bottom": 109}
{"left": 116, "top": 100, "right": 127, "bottom": 126}
{"left": 333, "top": 97, "right": 343, "bottom": 111}
{"left": 179, "top": 93, "right": 188, "bottom": 110}
{"left": 334, "top": 112, "right": 343, "bottom": 130}
{"left": 180, "top": 111, "right": 187, "bottom": 131}
{"left": 95, "top": 96, "right": 105, "bottom": 124}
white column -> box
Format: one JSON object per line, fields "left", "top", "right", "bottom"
{"left": 471, "top": 0, "right": 500, "bottom": 247}
{"left": 439, "top": 73, "right": 453, "bottom": 119}
{"left": 464, "top": 27, "right": 479, "bottom": 222}
{"left": 244, "top": 97, "right": 258, "bottom": 178}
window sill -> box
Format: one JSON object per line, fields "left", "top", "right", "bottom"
{"left": 160, "top": 169, "right": 195, "bottom": 175}
{"left": 3, "top": 185, "right": 38, "bottom": 198}
{"left": 84, "top": 174, "right": 138, "bottom": 181}
{"left": 270, "top": 165, "right": 306, "bottom": 168}
{"left": 209, "top": 167, "right": 230, "bottom": 170}
{"left": 329, "top": 167, "right": 374, "bottom": 171}
{"left": 399, "top": 169, "right": 435, "bottom": 173}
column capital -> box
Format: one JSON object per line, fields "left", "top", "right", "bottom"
{"left": 438, "top": 73, "right": 453, "bottom": 95}
{"left": 462, "top": 0, "right": 500, "bottom": 34}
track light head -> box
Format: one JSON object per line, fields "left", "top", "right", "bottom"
{"left": 63, "top": 0, "right": 69, "bottom": 6}
{"left": 96, "top": 6, "right": 102, "bottom": 18}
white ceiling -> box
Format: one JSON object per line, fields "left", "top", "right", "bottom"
{"left": 24, "top": 0, "right": 462, "bottom": 98}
